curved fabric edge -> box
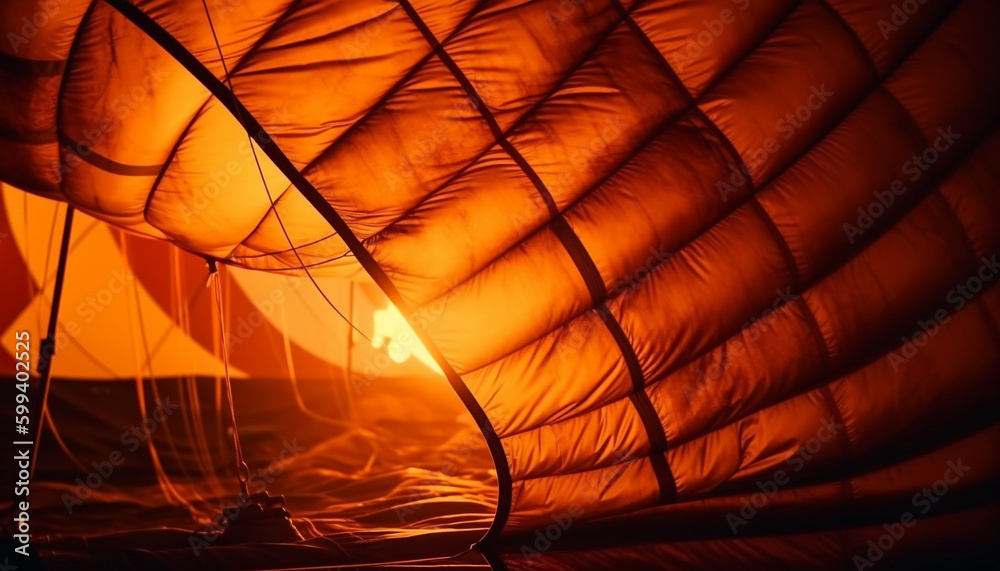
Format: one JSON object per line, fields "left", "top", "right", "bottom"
{"left": 100, "top": 0, "right": 513, "bottom": 546}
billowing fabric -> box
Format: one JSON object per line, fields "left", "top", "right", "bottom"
{"left": 2, "top": 0, "right": 999, "bottom": 549}
{"left": 0, "top": 184, "right": 440, "bottom": 384}
{"left": 0, "top": 186, "right": 498, "bottom": 552}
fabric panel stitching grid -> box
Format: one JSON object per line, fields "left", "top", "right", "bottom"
{"left": 478, "top": 0, "right": 975, "bottom": 489}
{"left": 99, "top": 0, "right": 514, "bottom": 545}
{"left": 402, "top": 0, "right": 811, "bottom": 318}
{"left": 46, "top": 0, "right": 994, "bottom": 543}
{"left": 54, "top": 0, "right": 100, "bottom": 201}
{"left": 357, "top": 1, "right": 640, "bottom": 246}
{"left": 394, "top": 0, "right": 679, "bottom": 505}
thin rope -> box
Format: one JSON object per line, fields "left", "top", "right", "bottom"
{"left": 171, "top": 247, "right": 224, "bottom": 494}
{"left": 122, "top": 237, "right": 199, "bottom": 514}
{"left": 278, "top": 300, "right": 354, "bottom": 427}
{"left": 197, "top": 0, "right": 370, "bottom": 344}
{"left": 123, "top": 232, "right": 209, "bottom": 515}
{"left": 209, "top": 277, "right": 228, "bottom": 495}
{"left": 209, "top": 262, "right": 252, "bottom": 499}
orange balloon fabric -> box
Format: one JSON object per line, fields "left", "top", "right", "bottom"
{"left": 1, "top": 0, "right": 998, "bottom": 547}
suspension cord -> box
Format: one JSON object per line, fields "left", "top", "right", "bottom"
{"left": 31, "top": 204, "right": 74, "bottom": 479}
{"left": 208, "top": 259, "right": 251, "bottom": 499}
{"left": 197, "top": 0, "right": 370, "bottom": 344}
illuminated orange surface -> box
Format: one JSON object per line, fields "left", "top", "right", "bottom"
{"left": 1, "top": 0, "right": 999, "bottom": 568}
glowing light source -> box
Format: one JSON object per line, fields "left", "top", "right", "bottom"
{"left": 371, "top": 303, "right": 442, "bottom": 373}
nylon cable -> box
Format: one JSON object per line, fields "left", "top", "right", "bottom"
{"left": 100, "top": 0, "right": 515, "bottom": 544}
{"left": 30, "top": 204, "right": 73, "bottom": 480}
{"left": 123, "top": 233, "right": 207, "bottom": 514}
{"left": 197, "top": 0, "right": 370, "bottom": 344}
{"left": 208, "top": 262, "right": 252, "bottom": 499}
{"left": 278, "top": 300, "right": 352, "bottom": 427}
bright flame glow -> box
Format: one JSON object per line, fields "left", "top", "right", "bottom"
{"left": 371, "top": 303, "right": 442, "bottom": 373}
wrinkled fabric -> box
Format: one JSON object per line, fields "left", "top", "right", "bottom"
{"left": 1, "top": 0, "right": 998, "bottom": 547}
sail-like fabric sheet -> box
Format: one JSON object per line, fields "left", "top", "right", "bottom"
{"left": 1, "top": 0, "right": 998, "bottom": 547}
